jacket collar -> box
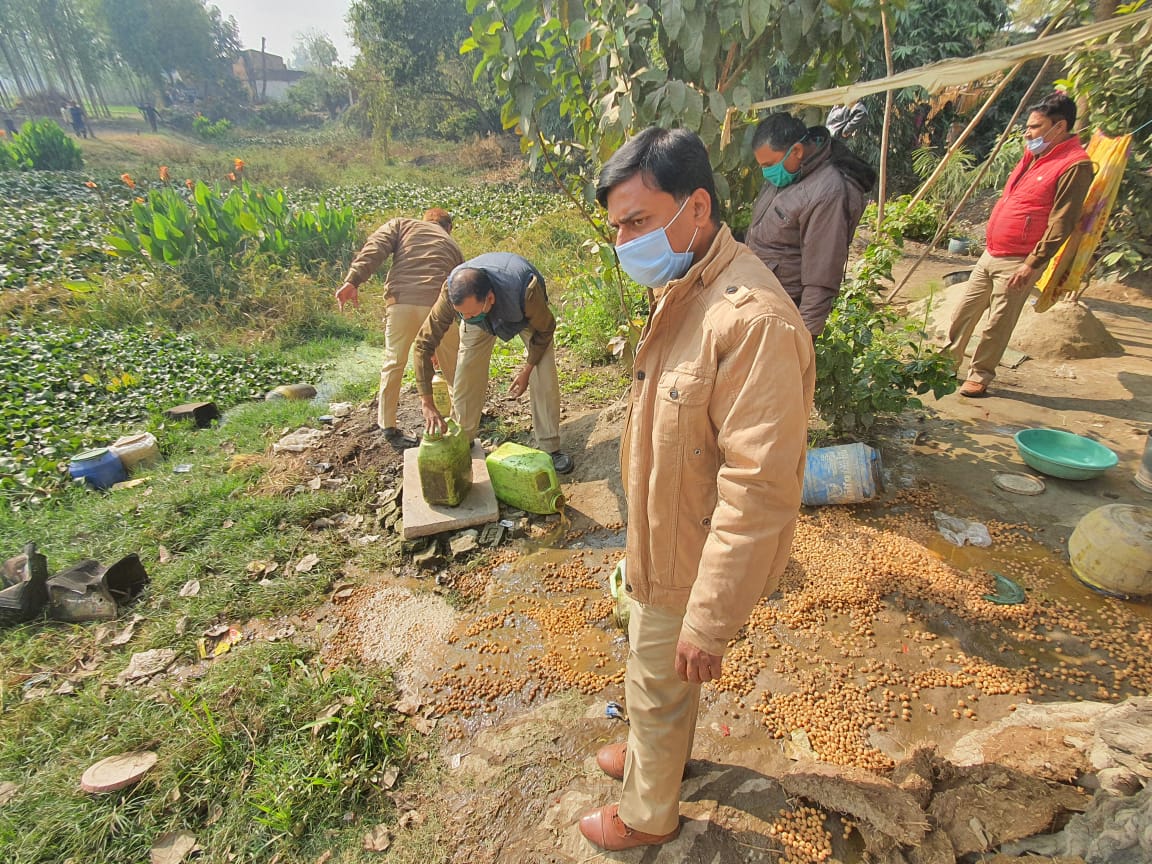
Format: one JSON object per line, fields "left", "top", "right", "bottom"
{"left": 651, "top": 224, "right": 739, "bottom": 305}
{"left": 797, "top": 127, "right": 832, "bottom": 180}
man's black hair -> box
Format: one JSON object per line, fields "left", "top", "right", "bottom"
{"left": 1029, "top": 92, "right": 1077, "bottom": 131}
{"left": 751, "top": 113, "right": 808, "bottom": 152}
{"left": 447, "top": 267, "right": 493, "bottom": 305}
{"left": 595, "top": 127, "right": 720, "bottom": 225}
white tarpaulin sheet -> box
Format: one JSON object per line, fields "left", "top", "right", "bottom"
{"left": 748, "top": 9, "right": 1152, "bottom": 112}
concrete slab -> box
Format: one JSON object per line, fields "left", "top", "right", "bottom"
{"left": 401, "top": 444, "right": 498, "bottom": 540}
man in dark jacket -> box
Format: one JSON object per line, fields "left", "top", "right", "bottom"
{"left": 413, "top": 252, "right": 573, "bottom": 474}
{"left": 746, "top": 113, "right": 874, "bottom": 337}
{"left": 946, "top": 92, "right": 1092, "bottom": 398}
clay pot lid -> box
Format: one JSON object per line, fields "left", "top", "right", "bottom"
{"left": 80, "top": 750, "right": 157, "bottom": 793}
{"left": 993, "top": 472, "right": 1046, "bottom": 495}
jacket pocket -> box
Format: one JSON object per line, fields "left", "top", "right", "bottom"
{"left": 653, "top": 369, "right": 711, "bottom": 445}
{"left": 649, "top": 369, "right": 714, "bottom": 588}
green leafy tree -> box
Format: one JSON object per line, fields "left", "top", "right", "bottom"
{"left": 99, "top": 0, "right": 241, "bottom": 100}
{"left": 348, "top": 0, "right": 500, "bottom": 138}
{"left": 463, "top": 0, "right": 884, "bottom": 213}
{"left": 1057, "top": 1, "right": 1152, "bottom": 278}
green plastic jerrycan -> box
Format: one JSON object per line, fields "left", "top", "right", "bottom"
{"left": 418, "top": 420, "right": 472, "bottom": 507}
{"left": 609, "top": 557, "right": 631, "bottom": 631}
{"left": 485, "top": 442, "right": 564, "bottom": 514}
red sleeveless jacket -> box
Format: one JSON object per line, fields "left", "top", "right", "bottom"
{"left": 985, "top": 136, "right": 1090, "bottom": 258}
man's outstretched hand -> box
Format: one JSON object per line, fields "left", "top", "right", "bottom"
{"left": 335, "top": 282, "right": 360, "bottom": 311}
{"left": 508, "top": 364, "right": 533, "bottom": 399}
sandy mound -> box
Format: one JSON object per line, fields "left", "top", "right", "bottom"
{"left": 1011, "top": 300, "right": 1123, "bottom": 360}
{"left": 908, "top": 285, "right": 1122, "bottom": 360}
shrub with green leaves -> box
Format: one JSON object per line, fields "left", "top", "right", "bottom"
{"left": 2, "top": 119, "right": 83, "bottom": 171}
{"left": 814, "top": 232, "right": 957, "bottom": 436}
{"left": 862, "top": 195, "right": 942, "bottom": 243}
{"left": 107, "top": 179, "right": 357, "bottom": 284}
{"left": 0, "top": 324, "right": 311, "bottom": 503}
{"left": 193, "top": 114, "right": 232, "bottom": 141}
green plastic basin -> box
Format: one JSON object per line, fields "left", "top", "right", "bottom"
{"left": 1014, "top": 428, "right": 1118, "bottom": 480}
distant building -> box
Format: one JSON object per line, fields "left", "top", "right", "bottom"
{"left": 232, "top": 49, "right": 306, "bottom": 102}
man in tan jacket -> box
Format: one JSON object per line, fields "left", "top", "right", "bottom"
{"left": 335, "top": 208, "right": 463, "bottom": 448}
{"left": 578, "top": 128, "right": 814, "bottom": 851}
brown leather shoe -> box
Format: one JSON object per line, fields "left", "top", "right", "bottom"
{"left": 959, "top": 380, "right": 988, "bottom": 398}
{"left": 578, "top": 803, "right": 680, "bottom": 851}
{"left": 596, "top": 742, "right": 627, "bottom": 780}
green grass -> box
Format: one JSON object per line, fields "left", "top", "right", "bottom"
{"left": 0, "top": 643, "right": 413, "bottom": 863}
{"left": 0, "top": 129, "right": 633, "bottom": 863}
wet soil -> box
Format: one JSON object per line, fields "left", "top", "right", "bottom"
{"left": 268, "top": 257, "right": 1152, "bottom": 862}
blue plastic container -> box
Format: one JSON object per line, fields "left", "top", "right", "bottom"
{"left": 801, "top": 443, "right": 883, "bottom": 506}
{"left": 69, "top": 448, "right": 127, "bottom": 490}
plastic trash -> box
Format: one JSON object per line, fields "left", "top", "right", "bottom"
{"left": 982, "top": 572, "right": 1026, "bottom": 605}
{"left": 606, "top": 701, "right": 628, "bottom": 723}
{"left": 802, "top": 443, "right": 883, "bottom": 506}
{"left": 0, "top": 543, "right": 50, "bottom": 625}
{"left": 47, "top": 553, "right": 150, "bottom": 622}
{"left": 933, "top": 511, "right": 992, "bottom": 547}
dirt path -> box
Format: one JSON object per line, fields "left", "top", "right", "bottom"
{"left": 300, "top": 263, "right": 1152, "bottom": 863}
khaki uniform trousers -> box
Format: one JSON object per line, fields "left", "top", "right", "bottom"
{"left": 378, "top": 303, "right": 459, "bottom": 431}
{"left": 619, "top": 601, "right": 699, "bottom": 835}
{"left": 453, "top": 323, "right": 561, "bottom": 453}
{"left": 945, "top": 250, "right": 1038, "bottom": 386}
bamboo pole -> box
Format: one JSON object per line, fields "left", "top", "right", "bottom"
{"left": 903, "top": 10, "right": 1067, "bottom": 213}
{"left": 884, "top": 56, "right": 1054, "bottom": 304}
{"left": 876, "top": 0, "right": 896, "bottom": 229}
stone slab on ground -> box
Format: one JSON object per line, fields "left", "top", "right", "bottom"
{"left": 401, "top": 444, "right": 498, "bottom": 540}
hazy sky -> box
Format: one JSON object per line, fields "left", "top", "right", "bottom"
{"left": 209, "top": 0, "right": 357, "bottom": 67}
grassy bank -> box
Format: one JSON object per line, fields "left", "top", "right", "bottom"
{"left": 0, "top": 125, "right": 628, "bottom": 863}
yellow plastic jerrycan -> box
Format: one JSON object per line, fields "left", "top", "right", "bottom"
{"left": 609, "top": 557, "right": 631, "bottom": 631}
{"left": 417, "top": 420, "right": 472, "bottom": 507}
{"left": 485, "top": 442, "right": 564, "bottom": 514}
{"left": 431, "top": 372, "right": 452, "bottom": 418}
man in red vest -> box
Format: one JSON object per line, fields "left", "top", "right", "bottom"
{"left": 946, "top": 92, "right": 1093, "bottom": 397}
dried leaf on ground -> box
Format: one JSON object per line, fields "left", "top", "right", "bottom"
{"left": 178, "top": 580, "right": 200, "bottom": 598}
{"left": 118, "top": 649, "right": 178, "bottom": 684}
{"left": 362, "top": 824, "right": 391, "bottom": 853}
{"left": 150, "top": 830, "right": 197, "bottom": 864}
{"left": 0, "top": 781, "right": 19, "bottom": 806}
{"left": 295, "top": 553, "right": 320, "bottom": 573}
{"left": 157, "top": 546, "right": 173, "bottom": 564}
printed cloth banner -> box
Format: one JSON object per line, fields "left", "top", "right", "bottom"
{"left": 1034, "top": 131, "right": 1133, "bottom": 312}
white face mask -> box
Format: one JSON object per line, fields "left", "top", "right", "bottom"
{"left": 614, "top": 197, "right": 699, "bottom": 288}
{"left": 1026, "top": 135, "right": 1049, "bottom": 155}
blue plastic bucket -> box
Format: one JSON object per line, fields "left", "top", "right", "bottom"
{"left": 69, "top": 448, "right": 127, "bottom": 490}
{"left": 802, "top": 443, "right": 883, "bottom": 506}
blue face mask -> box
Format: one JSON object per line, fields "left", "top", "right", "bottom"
{"left": 1025, "top": 135, "right": 1048, "bottom": 155}
{"left": 761, "top": 144, "right": 799, "bottom": 188}
{"left": 614, "top": 197, "right": 699, "bottom": 288}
